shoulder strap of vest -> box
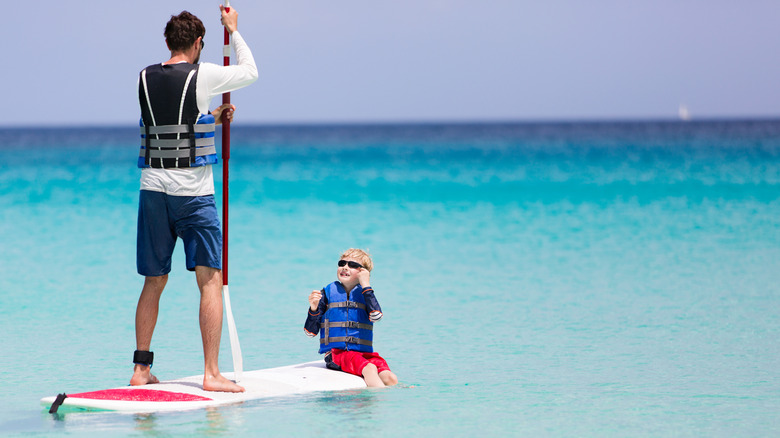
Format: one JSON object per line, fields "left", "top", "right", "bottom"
{"left": 178, "top": 69, "right": 197, "bottom": 125}
{"left": 139, "top": 69, "right": 156, "bottom": 126}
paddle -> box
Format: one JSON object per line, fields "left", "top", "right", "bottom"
{"left": 221, "top": 0, "right": 243, "bottom": 382}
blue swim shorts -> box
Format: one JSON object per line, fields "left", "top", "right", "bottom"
{"left": 137, "top": 190, "right": 222, "bottom": 276}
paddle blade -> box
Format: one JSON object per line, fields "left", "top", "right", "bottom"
{"left": 223, "top": 285, "right": 243, "bottom": 382}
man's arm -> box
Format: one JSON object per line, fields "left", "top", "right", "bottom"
{"left": 196, "top": 7, "right": 258, "bottom": 112}
{"left": 197, "top": 31, "right": 258, "bottom": 102}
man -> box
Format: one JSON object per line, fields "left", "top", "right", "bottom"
{"left": 131, "top": 6, "right": 257, "bottom": 393}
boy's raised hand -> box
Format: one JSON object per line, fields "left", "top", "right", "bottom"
{"left": 309, "top": 290, "right": 322, "bottom": 311}
{"left": 357, "top": 268, "right": 371, "bottom": 288}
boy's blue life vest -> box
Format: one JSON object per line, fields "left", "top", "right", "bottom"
{"left": 137, "top": 63, "right": 217, "bottom": 169}
{"left": 319, "top": 282, "right": 374, "bottom": 354}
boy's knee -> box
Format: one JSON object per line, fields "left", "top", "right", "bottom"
{"left": 361, "top": 363, "right": 379, "bottom": 377}
{"left": 380, "top": 371, "right": 398, "bottom": 386}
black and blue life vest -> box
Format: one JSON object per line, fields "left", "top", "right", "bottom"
{"left": 137, "top": 63, "right": 217, "bottom": 169}
{"left": 319, "top": 282, "right": 374, "bottom": 354}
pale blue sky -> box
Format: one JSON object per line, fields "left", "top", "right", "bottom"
{"left": 2, "top": 1, "right": 778, "bottom": 126}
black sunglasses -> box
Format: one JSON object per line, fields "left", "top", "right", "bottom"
{"left": 338, "top": 260, "right": 364, "bottom": 269}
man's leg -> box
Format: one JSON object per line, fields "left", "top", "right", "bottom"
{"left": 196, "top": 266, "right": 245, "bottom": 392}
{"left": 130, "top": 275, "right": 167, "bottom": 386}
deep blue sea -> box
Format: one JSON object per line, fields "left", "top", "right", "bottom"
{"left": 1, "top": 120, "right": 778, "bottom": 436}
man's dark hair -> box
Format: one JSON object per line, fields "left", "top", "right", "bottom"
{"left": 164, "top": 11, "right": 206, "bottom": 52}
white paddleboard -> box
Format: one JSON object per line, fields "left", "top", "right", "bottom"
{"left": 41, "top": 361, "right": 365, "bottom": 413}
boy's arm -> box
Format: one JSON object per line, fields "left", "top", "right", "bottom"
{"left": 357, "top": 268, "right": 383, "bottom": 322}
{"left": 361, "top": 286, "right": 383, "bottom": 322}
{"left": 304, "top": 289, "right": 326, "bottom": 336}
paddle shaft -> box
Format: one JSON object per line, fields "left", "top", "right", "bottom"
{"left": 220, "top": 0, "right": 243, "bottom": 381}
{"left": 221, "top": 2, "right": 231, "bottom": 286}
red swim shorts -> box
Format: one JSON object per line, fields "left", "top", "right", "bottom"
{"left": 330, "top": 349, "right": 391, "bottom": 376}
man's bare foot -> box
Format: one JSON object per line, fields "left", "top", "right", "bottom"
{"left": 203, "top": 373, "right": 245, "bottom": 392}
{"left": 130, "top": 364, "right": 159, "bottom": 386}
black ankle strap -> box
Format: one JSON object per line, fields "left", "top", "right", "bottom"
{"left": 133, "top": 350, "right": 154, "bottom": 367}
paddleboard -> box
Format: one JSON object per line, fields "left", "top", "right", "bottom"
{"left": 41, "top": 361, "right": 365, "bottom": 413}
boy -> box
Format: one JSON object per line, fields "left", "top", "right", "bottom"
{"left": 304, "top": 249, "right": 398, "bottom": 387}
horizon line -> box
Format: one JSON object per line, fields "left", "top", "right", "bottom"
{"left": 2, "top": 115, "right": 780, "bottom": 130}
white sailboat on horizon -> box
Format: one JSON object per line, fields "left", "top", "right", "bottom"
{"left": 678, "top": 103, "right": 691, "bottom": 121}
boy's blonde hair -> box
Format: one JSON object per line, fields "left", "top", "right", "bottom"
{"left": 340, "top": 248, "right": 373, "bottom": 272}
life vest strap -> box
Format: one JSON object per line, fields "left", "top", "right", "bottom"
{"left": 321, "top": 321, "right": 373, "bottom": 330}
{"left": 187, "top": 121, "right": 196, "bottom": 163}
{"left": 144, "top": 125, "right": 152, "bottom": 166}
{"left": 139, "top": 145, "right": 217, "bottom": 160}
{"left": 140, "top": 137, "right": 215, "bottom": 149}
{"left": 141, "top": 123, "right": 216, "bottom": 135}
{"left": 328, "top": 301, "right": 367, "bottom": 311}
{"left": 320, "top": 336, "right": 372, "bottom": 346}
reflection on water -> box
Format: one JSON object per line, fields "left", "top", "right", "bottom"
{"left": 133, "top": 413, "right": 158, "bottom": 435}
{"left": 132, "top": 406, "right": 237, "bottom": 436}
{"left": 313, "top": 388, "right": 378, "bottom": 418}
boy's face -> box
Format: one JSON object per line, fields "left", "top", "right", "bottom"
{"left": 337, "top": 257, "right": 364, "bottom": 290}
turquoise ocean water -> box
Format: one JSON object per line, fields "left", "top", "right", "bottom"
{"left": 1, "top": 120, "right": 778, "bottom": 436}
